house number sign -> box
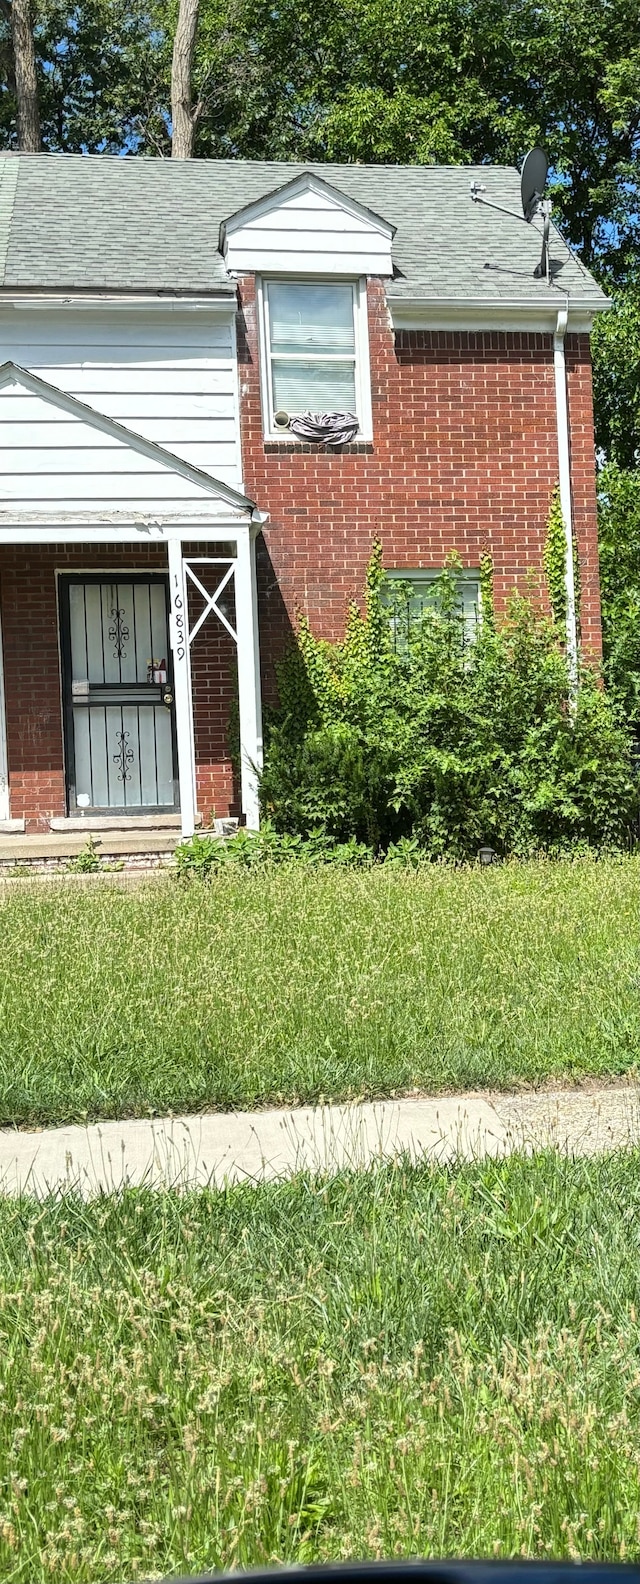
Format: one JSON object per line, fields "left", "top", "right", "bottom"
{"left": 171, "top": 573, "right": 186, "bottom": 663}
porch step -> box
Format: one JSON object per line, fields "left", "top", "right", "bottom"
{"left": 0, "top": 831, "right": 180, "bottom": 866}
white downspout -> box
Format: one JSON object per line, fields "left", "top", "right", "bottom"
{"left": 553, "top": 304, "right": 578, "bottom": 689}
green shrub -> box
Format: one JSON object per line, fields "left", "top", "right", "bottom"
{"left": 259, "top": 545, "right": 639, "bottom": 859}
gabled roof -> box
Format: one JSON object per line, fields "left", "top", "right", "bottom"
{"left": 220, "top": 170, "right": 396, "bottom": 249}
{"left": 0, "top": 152, "right": 608, "bottom": 313}
{"left": 0, "top": 360, "right": 255, "bottom": 514}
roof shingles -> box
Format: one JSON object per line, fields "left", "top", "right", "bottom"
{"left": 0, "top": 152, "right": 607, "bottom": 309}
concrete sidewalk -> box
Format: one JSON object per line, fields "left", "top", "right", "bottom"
{"left": 0, "top": 1082, "right": 638, "bottom": 1197}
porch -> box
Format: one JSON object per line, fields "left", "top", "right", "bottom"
{"left": 0, "top": 360, "right": 266, "bottom": 839}
{"left": 0, "top": 530, "right": 263, "bottom": 840}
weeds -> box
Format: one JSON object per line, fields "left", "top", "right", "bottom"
{"left": 0, "top": 1152, "right": 639, "bottom": 1578}
{"left": 0, "top": 857, "right": 638, "bottom": 1125}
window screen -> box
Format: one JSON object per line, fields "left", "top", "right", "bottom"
{"left": 265, "top": 282, "right": 357, "bottom": 420}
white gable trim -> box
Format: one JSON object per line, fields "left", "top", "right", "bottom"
{"left": 0, "top": 361, "right": 255, "bottom": 515}
{"left": 222, "top": 172, "right": 396, "bottom": 244}
{"left": 221, "top": 171, "right": 395, "bottom": 279}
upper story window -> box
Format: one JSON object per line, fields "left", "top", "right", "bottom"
{"left": 258, "top": 278, "right": 372, "bottom": 442}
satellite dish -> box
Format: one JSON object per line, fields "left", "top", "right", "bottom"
{"left": 521, "top": 148, "right": 548, "bottom": 222}
{"left": 469, "top": 148, "right": 553, "bottom": 285}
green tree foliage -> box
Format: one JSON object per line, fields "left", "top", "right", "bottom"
{"left": 0, "top": 0, "right": 170, "bottom": 153}
{"left": 592, "top": 285, "right": 640, "bottom": 468}
{"left": 598, "top": 462, "right": 640, "bottom": 731}
{"left": 260, "top": 549, "right": 638, "bottom": 857}
{"left": 1, "top": 0, "right": 639, "bottom": 281}
{"left": 543, "top": 484, "right": 581, "bottom": 638}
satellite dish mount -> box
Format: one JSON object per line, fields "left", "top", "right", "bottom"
{"left": 470, "top": 149, "right": 552, "bottom": 285}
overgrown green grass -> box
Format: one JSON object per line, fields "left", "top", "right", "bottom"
{"left": 1, "top": 856, "right": 639, "bottom": 1126}
{"left": 1, "top": 1152, "right": 640, "bottom": 1578}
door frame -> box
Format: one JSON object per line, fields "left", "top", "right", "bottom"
{"left": 58, "top": 571, "right": 180, "bottom": 816}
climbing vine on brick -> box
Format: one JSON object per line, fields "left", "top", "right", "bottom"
{"left": 544, "top": 484, "right": 581, "bottom": 638}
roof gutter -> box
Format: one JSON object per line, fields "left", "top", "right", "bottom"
{"left": 553, "top": 304, "right": 579, "bottom": 691}
{"left": 0, "top": 292, "right": 237, "bottom": 312}
{"left": 388, "top": 295, "right": 611, "bottom": 333}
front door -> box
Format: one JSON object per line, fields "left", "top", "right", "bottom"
{"left": 59, "top": 575, "right": 179, "bottom": 813}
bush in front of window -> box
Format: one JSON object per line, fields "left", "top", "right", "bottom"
{"left": 259, "top": 543, "right": 639, "bottom": 859}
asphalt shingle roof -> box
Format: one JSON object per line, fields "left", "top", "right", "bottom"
{"left": 0, "top": 152, "right": 607, "bottom": 308}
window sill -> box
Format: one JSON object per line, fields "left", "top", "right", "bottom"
{"left": 264, "top": 438, "right": 374, "bottom": 454}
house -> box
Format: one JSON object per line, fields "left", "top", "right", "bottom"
{"left": 0, "top": 153, "right": 608, "bottom": 840}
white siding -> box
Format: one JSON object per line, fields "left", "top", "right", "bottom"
{"left": 0, "top": 382, "right": 238, "bottom": 519}
{"left": 0, "top": 308, "right": 243, "bottom": 489}
{"left": 225, "top": 185, "right": 394, "bottom": 277}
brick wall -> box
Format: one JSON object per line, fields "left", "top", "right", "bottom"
{"left": 0, "top": 543, "right": 238, "bottom": 829}
{"left": 237, "top": 277, "right": 602, "bottom": 691}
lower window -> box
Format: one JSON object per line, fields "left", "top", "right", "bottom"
{"left": 382, "top": 569, "right": 481, "bottom": 649}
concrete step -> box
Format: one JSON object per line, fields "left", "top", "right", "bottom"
{"left": 0, "top": 831, "right": 180, "bottom": 863}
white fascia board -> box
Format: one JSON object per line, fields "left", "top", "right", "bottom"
{"left": 388, "top": 296, "right": 611, "bottom": 333}
{"left": 0, "top": 519, "right": 258, "bottom": 544}
{"left": 0, "top": 294, "right": 237, "bottom": 315}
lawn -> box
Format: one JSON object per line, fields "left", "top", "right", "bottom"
{"left": 0, "top": 1151, "right": 639, "bottom": 1579}
{"left": 0, "top": 856, "right": 639, "bottom": 1126}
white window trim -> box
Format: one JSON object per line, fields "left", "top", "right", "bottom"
{"left": 256, "top": 275, "right": 373, "bottom": 443}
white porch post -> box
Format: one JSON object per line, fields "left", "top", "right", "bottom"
{"left": 167, "top": 536, "right": 197, "bottom": 839}
{"left": 235, "top": 527, "right": 262, "bottom": 829}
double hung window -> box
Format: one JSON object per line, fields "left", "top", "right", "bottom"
{"left": 260, "top": 280, "right": 370, "bottom": 437}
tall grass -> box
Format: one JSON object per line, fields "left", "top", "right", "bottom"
{"left": 0, "top": 856, "right": 639, "bottom": 1125}
{"left": 0, "top": 1152, "right": 639, "bottom": 1578}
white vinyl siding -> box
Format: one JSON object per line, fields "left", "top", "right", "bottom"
{"left": 223, "top": 177, "right": 394, "bottom": 277}
{"left": 258, "top": 278, "right": 372, "bottom": 439}
{"left": 0, "top": 383, "right": 239, "bottom": 519}
{"left": 0, "top": 308, "right": 242, "bottom": 491}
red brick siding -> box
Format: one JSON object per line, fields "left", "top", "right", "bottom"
{"left": 238, "top": 277, "right": 602, "bottom": 689}
{"left": 0, "top": 543, "right": 238, "bottom": 829}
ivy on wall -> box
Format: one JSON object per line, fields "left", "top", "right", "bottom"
{"left": 543, "top": 484, "right": 581, "bottom": 638}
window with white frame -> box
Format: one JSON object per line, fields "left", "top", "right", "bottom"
{"left": 383, "top": 570, "right": 481, "bottom": 650}
{"left": 260, "top": 279, "right": 370, "bottom": 437}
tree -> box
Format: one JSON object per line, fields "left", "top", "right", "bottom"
{"left": 597, "top": 463, "right": 640, "bottom": 729}
{"left": 171, "top": 0, "right": 202, "bottom": 157}
{"left": 592, "top": 286, "right": 640, "bottom": 468}
{"left": 189, "top": 0, "right": 640, "bottom": 281}
{"left": 2, "top": 0, "right": 41, "bottom": 148}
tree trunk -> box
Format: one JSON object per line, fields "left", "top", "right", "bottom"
{"left": 11, "top": 0, "right": 41, "bottom": 151}
{"left": 171, "top": 0, "right": 202, "bottom": 159}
